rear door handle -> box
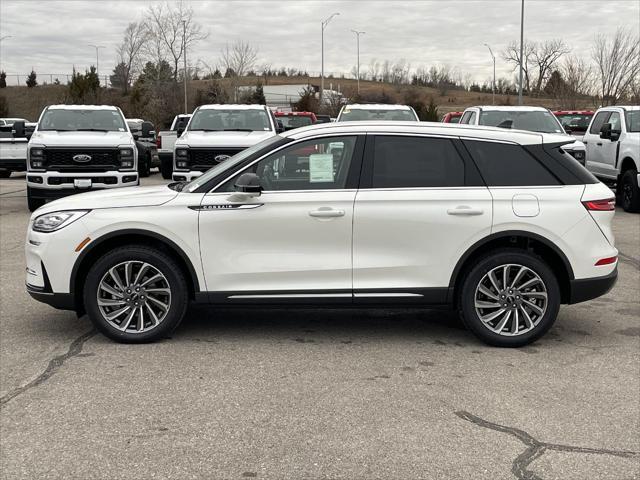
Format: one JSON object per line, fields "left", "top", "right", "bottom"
{"left": 447, "top": 206, "right": 484, "bottom": 216}
{"left": 309, "top": 208, "right": 345, "bottom": 218}
{"left": 597, "top": 142, "right": 603, "bottom": 146}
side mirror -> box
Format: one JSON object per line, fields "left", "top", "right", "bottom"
{"left": 12, "top": 121, "right": 25, "bottom": 138}
{"left": 599, "top": 123, "right": 612, "bottom": 139}
{"left": 177, "top": 128, "right": 185, "bottom": 137}
{"left": 564, "top": 125, "right": 572, "bottom": 134}
{"left": 141, "top": 121, "right": 154, "bottom": 137}
{"left": 276, "top": 120, "right": 285, "bottom": 134}
{"left": 234, "top": 172, "right": 262, "bottom": 197}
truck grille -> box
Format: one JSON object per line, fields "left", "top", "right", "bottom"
{"left": 187, "top": 148, "right": 244, "bottom": 172}
{"left": 43, "top": 148, "right": 120, "bottom": 172}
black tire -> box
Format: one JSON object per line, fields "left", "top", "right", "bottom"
{"left": 27, "top": 188, "right": 45, "bottom": 212}
{"left": 139, "top": 154, "right": 151, "bottom": 178}
{"left": 618, "top": 169, "right": 640, "bottom": 213}
{"left": 160, "top": 157, "right": 173, "bottom": 180}
{"left": 458, "top": 248, "right": 560, "bottom": 347}
{"left": 83, "top": 245, "right": 189, "bottom": 343}
{"left": 0, "top": 170, "right": 11, "bottom": 178}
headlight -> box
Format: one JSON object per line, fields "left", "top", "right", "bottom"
{"left": 30, "top": 148, "right": 44, "bottom": 157}
{"left": 32, "top": 210, "right": 90, "bottom": 233}
{"left": 176, "top": 148, "right": 188, "bottom": 157}
{"left": 119, "top": 148, "right": 134, "bottom": 157}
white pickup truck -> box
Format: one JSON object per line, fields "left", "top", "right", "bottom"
{"left": 583, "top": 106, "right": 640, "bottom": 212}
{"left": 0, "top": 120, "right": 29, "bottom": 177}
{"left": 157, "top": 114, "right": 191, "bottom": 179}
{"left": 459, "top": 106, "right": 587, "bottom": 164}
{"left": 172, "top": 104, "right": 281, "bottom": 182}
{"left": 26, "top": 105, "right": 138, "bottom": 211}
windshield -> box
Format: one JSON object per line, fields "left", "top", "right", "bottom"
{"left": 39, "top": 109, "right": 126, "bottom": 132}
{"left": 448, "top": 115, "right": 461, "bottom": 124}
{"left": 278, "top": 115, "right": 314, "bottom": 130}
{"left": 479, "top": 110, "right": 564, "bottom": 133}
{"left": 338, "top": 108, "right": 418, "bottom": 122}
{"left": 555, "top": 113, "right": 593, "bottom": 132}
{"left": 625, "top": 111, "right": 640, "bottom": 132}
{"left": 188, "top": 108, "right": 272, "bottom": 132}
{"left": 185, "top": 135, "right": 286, "bottom": 192}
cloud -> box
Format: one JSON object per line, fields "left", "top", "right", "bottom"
{"left": 0, "top": 0, "right": 638, "bottom": 86}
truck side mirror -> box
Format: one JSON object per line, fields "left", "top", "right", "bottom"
{"left": 12, "top": 121, "right": 25, "bottom": 138}
{"left": 599, "top": 123, "right": 612, "bottom": 139}
{"left": 141, "top": 121, "right": 154, "bottom": 138}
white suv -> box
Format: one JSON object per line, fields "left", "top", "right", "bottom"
{"left": 26, "top": 122, "right": 617, "bottom": 347}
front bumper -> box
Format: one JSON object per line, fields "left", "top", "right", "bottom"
{"left": 172, "top": 170, "right": 203, "bottom": 182}
{"left": 0, "top": 159, "right": 27, "bottom": 171}
{"left": 26, "top": 171, "right": 139, "bottom": 198}
{"left": 568, "top": 267, "right": 617, "bottom": 304}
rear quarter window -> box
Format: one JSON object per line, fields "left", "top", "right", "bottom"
{"left": 463, "top": 140, "right": 561, "bottom": 186}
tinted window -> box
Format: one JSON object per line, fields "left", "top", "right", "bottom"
{"left": 219, "top": 136, "right": 357, "bottom": 192}
{"left": 479, "top": 110, "right": 563, "bottom": 133}
{"left": 556, "top": 113, "right": 593, "bottom": 132}
{"left": 589, "top": 111, "right": 611, "bottom": 134}
{"left": 464, "top": 140, "right": 560, "bottom": 186}
{"left": 372, "top": 136, "right": 465, "bottom": 188}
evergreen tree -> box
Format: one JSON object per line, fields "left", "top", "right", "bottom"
{"left": 424, "top": 97, "right": 439, "bottom": 121}
{"left": 110, "top": 62, "right": 129, "bottom": 91}
{"left": 251, "top": 84, "right": 266, "bottom": 105}
{"left": 0, "top": 71, "right": 6, "bottom": 88}
{"left": 26, "top": 70, "right": 37, "bottom": 88}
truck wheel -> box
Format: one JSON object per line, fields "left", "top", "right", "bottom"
{"left": 139, "top": 154, "right": 151, "bottom": 178}
{"left": 83, "top": 245, "right": 189, "bottom": 343}
{"left": 27, "top": 188, "right": 45, "bottom": 212}
{"left": 160, "top": 158, "right": 173, "bottom": 180}
{"left": 458, "top": 249, "right": 560, "bottom": 347}
{"left": 619, "top": 169, "right": 640, "bottom": 213}
{"left": 0, "top": 170, "right": 11, "bottom": 178}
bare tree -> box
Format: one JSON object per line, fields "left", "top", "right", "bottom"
{"left": 367, "top": 58, "right": 380, "bottom": 81}
{"left": 592, "top": 27, "right": 640, "bottom": 105}
{"left": 531, "top": 39, "right": 570, "bottom": 93}
{"left": 556, "top": 55, "right": 594, "bottom": 109}
{"left": 503, "top": 40, "right": 536, "bottom": 93}
{"left": 146, "top": 0, "right": 208, "bottom": 81}
{"left": 117, "top": 21, "right": 149, "bottom": 93}
{"left": 219, "top": 41, "right": 259, "bottom": 101}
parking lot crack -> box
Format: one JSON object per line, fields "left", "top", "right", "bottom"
{"left": 455, "top": 410, "right": 639, "bottom": 480}
{"left": 0, "top": 329, "right": 96, "bottom": 409}
{"left": 618, "top": 252, "right": 640, "bottom": 270}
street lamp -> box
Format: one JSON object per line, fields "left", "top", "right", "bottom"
{"left": 320, "top": 12, "right": 339, "bottom": 105}
{"left": 518, "top": 0, "right": 525, "bottom": 105}
{"left": 484, "top": 43, "right": 496, "bottom": 105}
{"left": 351, "top": 30, "right": 365, "bottom": 95}
{"left": 88, "top": 44, "right": 105, "bottom": 78}
{"left": 182, "top": 19, "right": 188, "bottom": 113}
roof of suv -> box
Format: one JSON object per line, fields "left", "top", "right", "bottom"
{"left": 343, "top": 104, "right": 413, "bottom": 110}
{"left": 283, "top": 120, "right": 572, "bottom": 146}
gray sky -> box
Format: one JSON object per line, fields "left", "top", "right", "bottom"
{"left": 1, "top": 0, "right": 638, "bottom": 85}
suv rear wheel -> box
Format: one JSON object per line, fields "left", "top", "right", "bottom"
{"left": 458, "top": 249, "right": 560, "bottom": 347}
{"left": 83, "top": 245, "right": 189, "bottom": 343}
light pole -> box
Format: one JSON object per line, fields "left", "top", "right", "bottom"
{"left": 88, "top": 44, "right": 105, "bottom": 78}
{"left": 182, "top": 20, "right": 188, "bottom": 113}
{"left": 351, "top": 30, "right": 365, "bottom": 95}
{"left": 518, "top": 0, "right": 524, "bottom": 105}
{"left": 484, "top": 43, "right": 496, "bottom": 105}
{"left": 320, "top": 12, "right": 339, "bottom": 105}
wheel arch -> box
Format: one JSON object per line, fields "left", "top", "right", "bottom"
{"left": 70, "top": 229, "right": 201, "bottom": 313}
{"left": 448, "top": 231, "right": 574, "bottom": 305}
{"left": 619, "top": 156, "right": 638, "bottom": 174}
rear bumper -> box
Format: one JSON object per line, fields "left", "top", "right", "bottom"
{"left": 0, "top": 159, "right": 27, "bottom": 170}
{"left": 568, "top": 267, "right": 617, "bottom": 304}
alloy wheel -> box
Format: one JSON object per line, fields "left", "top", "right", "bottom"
{"left": 474, "top": 263, "right": 548, "bottom": 336}
{"left": 96, "top": 261, "right": 171, "bottom": 333}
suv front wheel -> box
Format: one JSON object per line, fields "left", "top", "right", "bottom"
{"left": 83, "top": 245, "right": 189, "bottom": 343}
{"left": 458, "top": 249, "right": 560, "bottom": 347}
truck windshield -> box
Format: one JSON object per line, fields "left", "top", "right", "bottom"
{"left": 339, "top": 108, "right": 417, "bottom": 121}
{"left": 625, "top": 111, "right": 640, "bottom": 132}
{"left": 189, "top": 109, "right": 271, "bottom": 132}
{"left": 39, "top": 109, "right": 126, "bottom": 132}
{"left": 278, "top": 115, "right": 314, "bottom": 130}
{"left": 479, "top": 110, "right": 564, "bottom": 134}
{"left": 555, "top": 113, "right": 593, "bottom": 132}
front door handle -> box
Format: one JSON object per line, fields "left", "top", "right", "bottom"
{"left": 597, "top": 142, "right": 603, "bottom": 146}
{"left": 309, "top": 208, "right": 345, "bottom": 218}
{"left": 447, "top": 206, "right": 484, "bottom": 216}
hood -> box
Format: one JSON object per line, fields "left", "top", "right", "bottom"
{"left": 542, "top": 133, "right": 585, "bottom": 151}
{"left": 34, "top": 184, "right": 178, "bottom": 215}
{"left": 176, "top": 130, "right": 275, "bottom": 148}
{"left": 29, "top": 130, "right": 134, "bottom": 147}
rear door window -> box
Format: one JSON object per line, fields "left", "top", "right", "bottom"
{"left": 463, "top": 140, "right": 560, "bottom": 186}
{"left": 371, "top": 135, "right": 465, "bottom": 188}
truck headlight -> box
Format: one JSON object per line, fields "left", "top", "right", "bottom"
{"left": 32, "top": 210, "right": 90, "bottom": 233}
{"left": 176, "top": 148, "right": 188, "bottom": 157}
{"left": 30, "top": 147, "right": 45, "bottom": 169}
{"left": 118, "top": 146, "right": 135, "bottom": 171}
{"left": 176, "top": 161, "right": 188, "bottom": 168}
{"left": 119, "top": 148, "right": 134, "bottom": 157}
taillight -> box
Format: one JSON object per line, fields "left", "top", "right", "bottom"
{"left": 156, "top": 136, "right": 161, "bottom": 148}
{"left": 595, "top": 256, "right": 617, "bottom": 266}
{"left": 582, "top": 198, "right": 615, "bottom": 211}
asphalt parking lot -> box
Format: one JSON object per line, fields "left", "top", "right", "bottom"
{"left": 1, "top": 172, "right": 638, "bottom": 480}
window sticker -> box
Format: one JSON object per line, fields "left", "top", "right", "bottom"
{"left": 309, "top": 153, "right": 334, "bottom": 182}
